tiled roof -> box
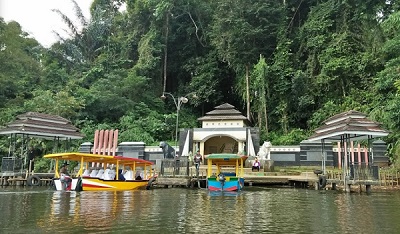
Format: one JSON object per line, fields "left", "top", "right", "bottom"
{"left": 308, "top": 110, "right": 389, "bottom": 142}
{"left": 17, "top": 112, "right": 70, "bottom": 123}
{"left": 197, "top": 115, "right": 248, "bottom": 121}
{"left": 0, "top": 126, "right": 84, "bottom": 139}
{"left": 323, "top": 110, "right": 367, "bottom": 125}
{"left": 197, "top": 103, "right": 248, "bottom": 122}
{"left": 214, "top": 103, "right": 235, "bottom": 109}
{"left": 0, "top": 112, "right": 84, "bottom": 140}
{"left": 204, "top": 109, "right": 243, "bottom": 116}
{"left": 9, "top": 119, "right": 80, "bottom": 131}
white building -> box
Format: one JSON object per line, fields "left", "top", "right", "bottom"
{"left": 179, "top": 103, "right": 259, "bottom": 159}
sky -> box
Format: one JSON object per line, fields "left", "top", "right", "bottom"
{"left": 0, "top": 0, "right": 93, "bottom": 48}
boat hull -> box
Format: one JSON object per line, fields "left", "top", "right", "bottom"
{"left": 82, "top": 178, "right": 149, "bottom": 191}
{"left": 54, "top": 178, "right": 79, "bottom": 191}
{"left": 207, "top": 178, "right": 244, "bottom": 191}
{"left": 53, "top": 178, "right": 149, "bottom": 191}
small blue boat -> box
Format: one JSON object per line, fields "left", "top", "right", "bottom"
{"left": 206, "top": 153, "right": 247, "bottom": 191}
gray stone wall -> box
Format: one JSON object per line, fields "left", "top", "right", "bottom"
{"left": 118, "top": 142, "right": 146, "bottom": 159}
{"left": 373, "top": 140, "right": 389, "bottom": 167}
{"left": 79, "top": 140, "right": 388, "bottom": 169}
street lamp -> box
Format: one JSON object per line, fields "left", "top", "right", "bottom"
{"left": 161, "top": 92, "right": 189, "bottom": 153}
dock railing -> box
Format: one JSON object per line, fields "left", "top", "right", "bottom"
{"left": 160, "top": 158, "right": 190, "bottom": 176}
{"left": 1, "top": 157, "right": 22, "bottom": 172}
{"left": 349, "top": 164, "right": 379, "bottom": 181}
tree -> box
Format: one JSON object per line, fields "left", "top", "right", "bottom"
{"left": 0, "top": 19, "right": 42, "bottom": 109}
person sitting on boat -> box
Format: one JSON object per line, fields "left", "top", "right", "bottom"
{"left": 252, "top": 158, "right": 261, "bottom": 172}
{"left": 193, "top": 150, "right": 203, "bottom": 171}
{"left": 82, "top": 167, "right": 91, "bottom": 177}
{"left": 117, "top": 169, "right": 125, "bottom": 181}
{"left": 135, "top": 170, "right": 142, "bottom": 180}
{"left": 108, "top": 168, "right": 116, "bottom": 180}
{"left": 124, "top": 170, "right": 133, "bottom": 180}
{"left": 104, "top": 167, "right": 114, "bottom": 180}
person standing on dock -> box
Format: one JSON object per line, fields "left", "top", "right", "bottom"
{"left": 27, "top": 146, "right": 36, "bottom": 173}
{"left": 194, "top": 150, "right": 202, "bottom": 176}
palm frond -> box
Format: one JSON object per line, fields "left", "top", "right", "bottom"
{"left": 52, "top": 9, "right": 80, "bottom": 38}
{"left": 71, "top": 0, "right": 88, "bottom": 27}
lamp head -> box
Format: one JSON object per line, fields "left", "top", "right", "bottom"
{"left": 161, "top": 94, "right": 167, "bottom": 100}
{"left": 181, "top": 97, "right": 188, "bottom": 103}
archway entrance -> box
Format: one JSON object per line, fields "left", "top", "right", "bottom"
{"left": 204, "top": 136, "right": 238, "bottom": 155}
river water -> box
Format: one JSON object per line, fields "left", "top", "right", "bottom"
{"left": 1, "top": 186, "right": 400, "bottom": 234}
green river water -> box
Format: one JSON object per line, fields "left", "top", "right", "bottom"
{"left": 1, "top": 186, "right": 400, "bottom": 233}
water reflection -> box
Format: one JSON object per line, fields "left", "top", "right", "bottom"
{"left": 2, "top": 187, "right": 400, "bottom": 233}
{"left": 38, "top": 189, "right": 154, "bottom": 232}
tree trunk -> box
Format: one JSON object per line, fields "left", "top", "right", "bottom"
{"left": 264, "top": 100, "right": 268, "bottom": 135}
{"left": 246, "top": 64, "right": 250, "bottom": 121}
{"left": 163, "top": 12, "right": 170, "bottom": 93}
{"left": 263, "top": 64, "right": 268, "bottom": 136}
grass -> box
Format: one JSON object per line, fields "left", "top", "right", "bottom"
{"left": 273, "top": 166, "right": 328, "bottom": 173}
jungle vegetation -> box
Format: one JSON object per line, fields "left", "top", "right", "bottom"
{"left": 1, "top": 0, "right": 400, "bottom": 166}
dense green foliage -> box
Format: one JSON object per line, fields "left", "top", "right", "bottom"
{"left": 1, "top": 0, "right": 400, "bottom": 164}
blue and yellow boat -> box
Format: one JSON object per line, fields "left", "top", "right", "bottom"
{"left": 206, "top": 153, "right": 247, "bottom": 191}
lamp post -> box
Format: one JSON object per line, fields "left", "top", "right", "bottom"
{"left": 161, "top": 92, "right": 189, "bottom": 154}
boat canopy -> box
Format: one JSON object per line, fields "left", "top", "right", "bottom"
{"left": 44, "top": 152, "right": 153, "bottom": 164}
{"left": 44, "top": 152, "right": 154, "bottom": 178}
{"left": 206, "top": 153, "right": 247, "bottom": 166}
{"left": 206, "top": 153, "right": 247, "bottom": 181}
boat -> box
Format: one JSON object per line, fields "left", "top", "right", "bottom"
{"left": 43, "top": 152, "right": 155, "bottom": 191}
{"left": 206, "top": 153, "right": 247, "bottom": 191}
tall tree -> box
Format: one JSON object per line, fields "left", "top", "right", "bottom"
{"left": 0, "top": 19, "right": 42, "bottom": 111}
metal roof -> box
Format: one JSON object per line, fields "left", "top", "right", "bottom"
{"left": 308, "top": 110, "right": 389, "bottom": 142}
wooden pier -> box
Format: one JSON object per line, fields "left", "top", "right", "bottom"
{"left": 2, "top": 164, "right": 398, "bottom": 193}
{"left": 153, "top": 164, "right": 400, "bottom": 192}
{"left": 0, "top": 172, "right": 54, "bottom": 186}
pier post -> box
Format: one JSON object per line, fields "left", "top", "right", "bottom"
{"left": 16, "top": 177, "right": 21, "bottom": 186}
{"left": 346, "top": 184, "right": 351, "bottom": 193}
{"left": 366, "top": 184, "right": 371, "bottom": 194}
{"left": 4, "top": 176, "right": 9, "bottom": 186}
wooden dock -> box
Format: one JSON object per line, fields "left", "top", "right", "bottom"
{"left": 154, "top": 166, "right": 320, "bottom": 189}
{"left": 0, "top": 172, "right": 54, "bottom": 186}
{"left": 154, "top": 165, "right": 399, "bottom": 192}
{"left": 1, "top": 165, "right": 398, "bottom": 193}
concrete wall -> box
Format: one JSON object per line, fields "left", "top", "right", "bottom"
{"left": 79, "top": 140, "right": 389, "bottom": 170}
{"left": 262, "top": 140, "right": 387, "bottom": 167}
{"left": 193, "top": 128, "right": 246, "bottom": 141}
{"left": 372, "top": 140, "right": 389, "bottom": 167}
{"left": 202, "top": 120, "right": 244, "bottom": 128}
{"left": 118, "top": 142, "right": 146, "bottom": 159}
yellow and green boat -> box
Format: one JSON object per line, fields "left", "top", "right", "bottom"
{"left": 206, "top": 153, "right": 247, "bottom": 191}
